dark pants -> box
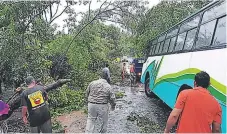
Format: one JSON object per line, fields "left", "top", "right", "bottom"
{"left": 30, "top": 119, "right": 52, "bottom": 133}
{"left": 107, "top": 78, "right": 110, "bottom": 84}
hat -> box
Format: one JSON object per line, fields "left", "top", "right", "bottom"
{"left": 0, "top": 100, "right": 9, "bottom": 116}
{"left": 25, "top": 76, "right": 35, "bottom": 85}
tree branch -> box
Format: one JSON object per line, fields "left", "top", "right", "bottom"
{"left": 52, "top": 2, "right": 60, "bottom": 18}
{"left": 87, "top": 1, "right": 92, "bottom": 21}
{"left": 49, "top": 4, "right": 53, "bottom": 20}
{"left": 49, "top": 3, "right": 69, "bottom": 24}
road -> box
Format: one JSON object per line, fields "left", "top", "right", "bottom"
{"left": 55, "top": 80, "right": 176, "bottom": 133}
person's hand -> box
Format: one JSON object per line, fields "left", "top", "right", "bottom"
{"left": 164, "top": 129, "right": 170, "bottom": 133}
{"left": 15, "top": 87, "right": 22, "bottom": 92}
{"left": 23, "top": 116, "right": 28, "bottom": 124}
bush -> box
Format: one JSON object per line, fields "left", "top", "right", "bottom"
{"left": 48, "top": 85, "right": 85, "bottom": 117}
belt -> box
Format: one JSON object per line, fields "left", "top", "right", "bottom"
{"left": 89, "top": 101, "right": 108, "bottom": 104}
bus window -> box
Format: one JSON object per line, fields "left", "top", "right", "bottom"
{"left": 158, "top": 34, "right": 166, "bottom": 42}
{"left": 184, "top": 28, "right": 197, "bottom": 50}
{"left": 153, "top": 39, "right": 158, "bottom": 45}
{"left": 195, "top": 20, "right": 216, "bottom": 49}
{"left": 174, "top": 32, "right": 187, "bottom": 51}
{"left": 179, "top": 14, "right": 200, "bottom": 33}
{"left": 155, "top": 43, "right": 160, "bottom": 54}
{"left": 162, "top": 39, "right": 171, "bottom": 53}
{"left": 167, "top": 27, "right": 179, "bottom": 38}
{"left": 212, "top": 16, "right": 226, "bottom": 46}
{"left": 152, "top": 45, "right": 156, "bottom": 55}
{"left": 158, "top": 41, "right": 164, "bottom": 54}
{"left": 168, "top": 37, "right": 177, "bottom": 52}
{"left": 149, "top": 46, "right": 153, "bottom": 55}
{"left": 202, "top": 1, "right": 226, "bottom": 23}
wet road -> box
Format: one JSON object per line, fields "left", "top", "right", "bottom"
{"left": 107, "top": 82, "right": 175, "bottom": 133}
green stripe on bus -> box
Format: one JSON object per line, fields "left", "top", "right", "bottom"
{"left": 155, "top": 68, "right": 226, "bottom": 95}
{"left": 154, "top": 73, "right": 226, "bottom": 104}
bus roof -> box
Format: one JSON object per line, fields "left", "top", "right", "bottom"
{"left": 149, "top": 0, "right": 219, "bottom": 43}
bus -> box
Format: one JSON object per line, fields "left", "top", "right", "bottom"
{"left": 140, "top": 0, "right": 226, "bottom": 132}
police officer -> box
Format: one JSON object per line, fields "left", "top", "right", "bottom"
{"left": 85, "top": 70, "right": 116, "bottom": 133}
{"left": 21, "top": 76, "right": 52, "bottom": 133}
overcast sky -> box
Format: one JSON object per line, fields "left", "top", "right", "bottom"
{"left": 51, "top": 0, "right": 161, "bottom": 32}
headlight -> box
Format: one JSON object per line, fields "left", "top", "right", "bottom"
{"left": 138, "top": 73, "right": 141, "bottom": 75}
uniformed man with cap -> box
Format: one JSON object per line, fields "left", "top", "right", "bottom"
{"left": 85, "top": 70, "right": 116, "bottom": 133}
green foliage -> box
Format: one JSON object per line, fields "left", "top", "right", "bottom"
{"left": 134, "top": 0, "right": 210, "bottom": 56}
{"left": 48, "top": 85, "right": 85, "bottom": 117}
{"left": 115, "top": 91, "right": 125, "bottom": 99}
{"left": 52, "top": 120, "right": 64, "bottom": 133}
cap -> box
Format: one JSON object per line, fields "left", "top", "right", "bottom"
{"left": 25, "top": 76, "right": 35, "bottom": 85}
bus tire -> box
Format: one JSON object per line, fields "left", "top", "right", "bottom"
{"left": 145, "top": 78, "right": 155, "bottom": 97}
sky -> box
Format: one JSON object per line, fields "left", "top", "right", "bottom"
{"left": 51, "top": 0, "right": 161, "bottom": 33}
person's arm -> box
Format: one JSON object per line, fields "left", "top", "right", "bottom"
{"left": 109, "top": 87, "right": 116, "bottom": 110}
{"left": 85, "top": 83, "right": 91, "bottom": 105}
{"left": 212, "top": 105, "right": 222, "bottom": 133}
{"left": 164, "top": 91, "right": 187, "bottom": 133}
{"left": 164, "top": 108, "right": 182, "bottom": 133}
{"left": 21, "top": 92, "right": 28, "bottom": 124}
{"left": 107, "top": 68, "right": 110, "bottom": 79}
{"left": 42, "top": 88, "right": 48, "bottom": 101}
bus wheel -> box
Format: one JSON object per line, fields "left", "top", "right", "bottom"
{"left": 145, "top": 78, "right": 154, "bottom": 97}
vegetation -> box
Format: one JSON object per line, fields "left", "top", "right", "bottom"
{"left": 0, "top": 0, "right": 210, "bottom": 132}
{"left": 115, "top": 91, "right": 125, "bottom": 99}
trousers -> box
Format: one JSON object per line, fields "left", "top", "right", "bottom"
{"left": 85, "top": 103, "right": 109, "bottom": 133}
{"left": 30, "top": 119, "right": 52, "bottom": 133}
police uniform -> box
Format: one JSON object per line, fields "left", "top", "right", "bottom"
{"left": 85, "top": 79, "right": 116, "bottom": 133}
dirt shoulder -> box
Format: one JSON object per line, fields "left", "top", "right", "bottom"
{"left": 54, "top": 110, "right": 87, "bottom": 133}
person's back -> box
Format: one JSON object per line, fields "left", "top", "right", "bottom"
{"left": 130, "top": 64, "right": 135, "bottom": 73}
{"left": 87, "top": 79, "right": 112, "bottom": 104}
{"left": 102, "top": 64, "right": 110, "bottom": 84}
{"left": 177, "top": 88, "right": 222, "bottom": 133}
{"left": 85, "top": 71, "right": 116, "bottom": 133}
{"left": 165, "top": 71, "right": 222, "bottom": 133}
{"left": 22, "top": 84, "right": 50, "bottom": 127}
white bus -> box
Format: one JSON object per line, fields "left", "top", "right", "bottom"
{"left": 141, "top": 0, "right": 226, "bottom": 132}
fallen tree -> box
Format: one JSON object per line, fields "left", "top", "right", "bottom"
{"left": 0, "top": 79, "right": 71, "bottom": 121}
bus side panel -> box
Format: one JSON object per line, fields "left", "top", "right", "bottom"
{"left": 152, "top": 53, "right": 192, "bottom": 108}
{"left": 148, "top": 49, "right": 226, "bottom": 133}
{"left": 189, "top": 49, "right": 227, "bottom": 133}
{"left": 141, "top": 56, "right": 162, "bottom": 84}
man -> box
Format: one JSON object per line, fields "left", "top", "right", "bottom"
{"left": 129, "top": 63, "right": 136, "bottom": 85}
{"left": 85, "top": 70, "right": 116, "bottom": 133}
{"left": 121, "top": 63, "right": 126, "bottom": 81}
{"left": 102, "top": 63, "right": 111, "bottom": 84}
{"left": 21, "top": 76, "right": 52, "bottom": 133}
{"left": 164, "top": 71, "right": 222, "bottom": 133}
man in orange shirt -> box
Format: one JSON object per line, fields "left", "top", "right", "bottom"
{"left": 164, "top": 71, "right": 222, "bottom": 133}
